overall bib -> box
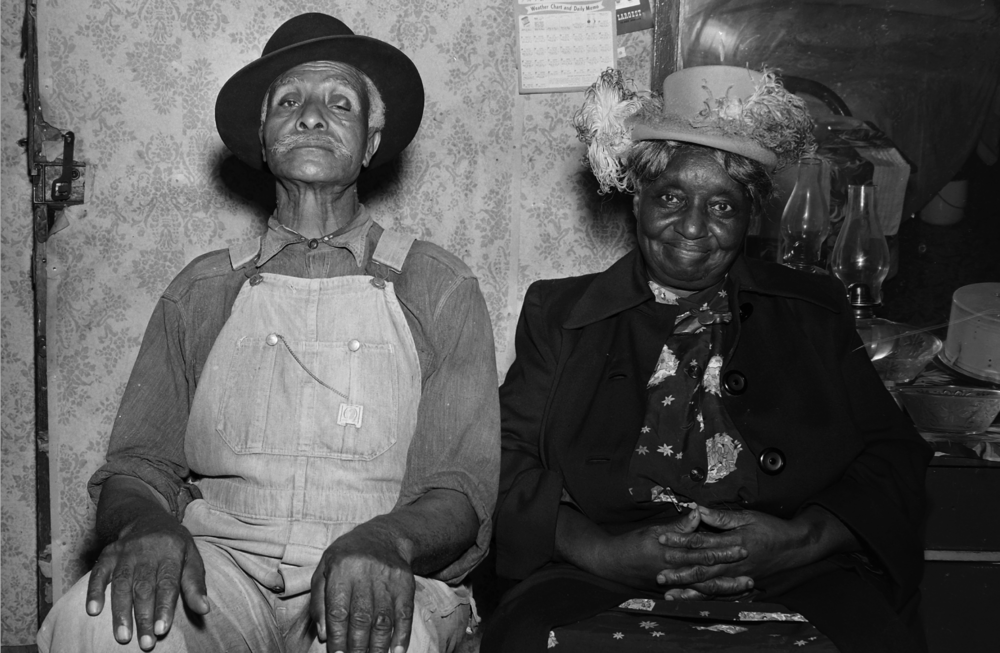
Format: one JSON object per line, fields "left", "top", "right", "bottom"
{"left": 181, "top": 228, "right": 470, "bottom": 648}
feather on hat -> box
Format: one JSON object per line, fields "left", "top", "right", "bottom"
{"left": 575, "top": 66, "right": 816, "bottom": 194}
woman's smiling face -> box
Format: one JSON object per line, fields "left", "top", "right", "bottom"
{"left": 633, "top": 148, "right": 752, "bottom": 291}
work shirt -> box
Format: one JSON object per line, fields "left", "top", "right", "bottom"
{"left": 89, "top": 207, "right": 500, "bottom": 582}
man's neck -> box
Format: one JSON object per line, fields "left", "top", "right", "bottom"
{"left": 273, "top": 180, "right": 360, "bottom": 237}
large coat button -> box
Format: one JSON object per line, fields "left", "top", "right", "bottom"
{"left": 739, "top": 303, "right": 753, "bottom": 322}
{"left": 689, "top": 467, "right": 706, "bottom": 482}
{"left": 758, "top": 448, "right": 785, "bottom": 475}
{"left": 723, "top": 370, "right": 747, "bottom": 394}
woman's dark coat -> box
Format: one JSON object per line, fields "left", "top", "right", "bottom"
{"left": 487, "top": 250, "right": 932, "bottom": 652}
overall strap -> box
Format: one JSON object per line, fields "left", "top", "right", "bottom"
{"left": 371, "top": 228, "right": 415, "bottom": 274}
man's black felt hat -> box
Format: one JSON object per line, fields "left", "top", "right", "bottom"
{"left": 215, "top": 13, "right": 424, "bottom": 170}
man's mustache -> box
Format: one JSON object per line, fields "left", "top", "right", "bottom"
{"left": 268, "top": 133, "right": 354, "bottom": 162}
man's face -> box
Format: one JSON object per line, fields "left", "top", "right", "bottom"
{"left": 261, "top": 61, "right": 381, "bottom": 185}
{"left": 633, "top": 148, "right": 751, "bottom": 291}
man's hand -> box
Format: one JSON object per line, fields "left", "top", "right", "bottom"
{"left": 85, "top": 513, "right": 209, "bottom": 651}
{"left": 310, "top": 526, "right": 416, "bottom": 653}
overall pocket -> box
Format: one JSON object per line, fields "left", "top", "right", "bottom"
{"left": 216, "top": 334, "right": 398, "bottom": 460}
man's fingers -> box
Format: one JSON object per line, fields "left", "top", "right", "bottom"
{"left": 131, "top": 562, "right": 159, "bottom": 651}
{"left": 178, "top": 546, "right": 210, "bottom": 616}
{"left": 109, "top": 562, "right": 136, "bottom": 644}
{"left": 369, "top": 608, "right": 394, "bottom": 653}
{"left": 325, "top": 579, "right": 355, "bottom": 653}
{"left": 309, "top": 574, "right": 327, "bottom": 642}
{"left": 345, "top": 585, "right": 375, "bottom": 653}
{"left": 152, "top": 559, "right": 183, "bottom": 638}
{"left": 389, "top": 579, "right": 415, "bottom": 653}
{"left": 85, "top": 551, "right": 115, "bottom": 616}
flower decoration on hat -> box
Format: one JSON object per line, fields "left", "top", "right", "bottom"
{"left": 572, "top": 69, "right": 655, "bottom": 194}
{"left": 574, "top": 66, "right": 817, "bottom": 194}
{"left": 693, "top": 69, "right": 816, "bottom": 169}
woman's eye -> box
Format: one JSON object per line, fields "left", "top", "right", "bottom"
{"left": 278, "top": 97, "right": 299, "bottom": 108}
{"left": 659, "top": 193, "right": 681, "bottom": 205}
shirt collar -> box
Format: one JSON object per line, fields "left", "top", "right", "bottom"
{"left": 564, "top": 249, "right": 842, "bottom": 329}
{"left": 256, "top": 205, "right": 374, "bottom": 268}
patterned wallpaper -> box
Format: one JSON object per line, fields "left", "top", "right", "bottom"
{"left": 0, "top": 0, "right": 651, "bottom": 644}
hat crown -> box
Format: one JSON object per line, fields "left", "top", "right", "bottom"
{"left": 660, "top": 66, "right": 761, "bottom": 117}
{"left": 262, "top": 13, "right": 355, "bottom": 57}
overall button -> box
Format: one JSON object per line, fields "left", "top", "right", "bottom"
{"left": 758, "top": 448, "right": 785, "bottom": 475}
{"left": 739, "top": 303, "right": 753, "bottom": 321}
{"left": 265, "top": 333, "right": 279, "bottom": 346}
{"left": 689, "top": 467, "right": 706, "bottom": 482}
{"left": 348, "top": 339, "right": 361, "bottom": 352}
{"left": 307, "top": 239, "right": 319, "bottom": 249}
{"left": 723, "top": 371, "right": 747, "bottom": 395}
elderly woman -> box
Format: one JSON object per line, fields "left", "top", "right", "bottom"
{"left": 484, "top": 67, "right": 930, "bottom": 652}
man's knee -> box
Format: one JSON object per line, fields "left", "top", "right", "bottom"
{"left": 38, "top": 573, "right": 129, "bottom": 653}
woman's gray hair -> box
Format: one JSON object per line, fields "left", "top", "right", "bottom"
{"left": 625, "top": 140, "right": 774, "bottom": 217}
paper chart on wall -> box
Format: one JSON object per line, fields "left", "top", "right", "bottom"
{"left": 516, "top": 0, "right": 617, "bottom": 94}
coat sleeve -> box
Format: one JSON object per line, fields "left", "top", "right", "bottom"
{"left": 494, "top": 281, "right": 569, "bottom": 580}
{"left": 804, "top": 290, "right": 933, "bottom": 598}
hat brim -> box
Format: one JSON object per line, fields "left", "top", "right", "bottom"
{"left": 215, "top": 35, "right": 424, "bottom": 171}
{"left": 629, "top": 115, "right": 778, "bottom": 171}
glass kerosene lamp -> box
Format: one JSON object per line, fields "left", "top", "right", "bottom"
{"left": 830, "top": 183, "right": 893, "bottom": 359}
{"left": 830, "top": 184, "right": 943, "bottom": 383}
{"left": 778, "top": 156, "right": 830, "bottom": 273}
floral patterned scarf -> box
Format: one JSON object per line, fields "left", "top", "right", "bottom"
{"left": 627, "top": 277, "right": 756, "bottom": 511}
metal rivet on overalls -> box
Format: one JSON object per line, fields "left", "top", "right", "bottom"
{"left": 348, "top": 339, "right": 361, "bottom": 352}
{"left": 307, "top": 239, "right": 319, "bottom": 249}
{"left": 266, "top": 333, "right": 279, "bottom": 346}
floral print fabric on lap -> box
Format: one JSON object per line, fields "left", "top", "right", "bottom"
{"left": 628, "top": 278, "right": 756, "bottom": 510}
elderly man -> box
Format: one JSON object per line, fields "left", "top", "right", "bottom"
{"left": 38, "top": 13, "right": 499, "bottom": 653}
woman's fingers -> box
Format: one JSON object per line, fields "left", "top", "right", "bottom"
{"left": 659, "top": 570, "right": 754, "bottom": 596}
{"left": 663, "top": 587, "right": 707, "bottom": 601}
{"left": 697, "top": 506, "right": 753, "bottom": 530}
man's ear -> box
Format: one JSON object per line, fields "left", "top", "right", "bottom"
{"left": 362, "top": 130, "right": 382, "bottom": 168}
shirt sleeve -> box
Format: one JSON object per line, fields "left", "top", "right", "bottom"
{"left": 804, "top": 290, "right": 932, "bottom": 597}
{"left": 493, "top": 281, "right": 568, "bottom": 580}
{"left": 393, "top": 276, "right": 501, "bottom": 584}
{"left": 87, "top": 295, "right": 193, "bottom": 518}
